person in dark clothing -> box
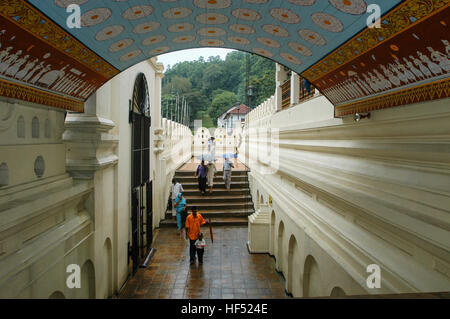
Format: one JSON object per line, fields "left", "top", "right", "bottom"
{"left": 195, "top": 160, "right": 207, "bottom": 194}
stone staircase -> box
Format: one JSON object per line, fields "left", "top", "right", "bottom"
{"left": 160, "top": 169, "right": 254, "bottom": 227}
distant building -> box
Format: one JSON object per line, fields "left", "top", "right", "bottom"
{"left": 217, "top": 103, "right": 251, "bottom": 131}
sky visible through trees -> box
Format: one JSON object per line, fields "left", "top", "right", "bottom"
{"left": 161, "top": 51, "right": 276, "bottom": 128}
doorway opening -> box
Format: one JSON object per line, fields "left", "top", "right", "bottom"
{"left": 129, "top": 73, "right": 153, "bottom": 275}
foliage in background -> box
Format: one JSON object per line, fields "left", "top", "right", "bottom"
{"left": 161, "top": 51, "right": 275, "bottom": 128}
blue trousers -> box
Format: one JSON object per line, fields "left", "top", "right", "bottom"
{"left": 176, "top": 210, "right": 183, "bottom": 230}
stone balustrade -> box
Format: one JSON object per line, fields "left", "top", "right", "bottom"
{"left": 245, "top": 95, "right": 276, "bottom": 125}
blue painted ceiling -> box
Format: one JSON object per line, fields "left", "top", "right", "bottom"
{"left": 28, "top": 0, "right": 403, "bottom": 73}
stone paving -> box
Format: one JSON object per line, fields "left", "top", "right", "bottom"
{"left": 120, "top": 226, "right": 289, "bottom": 299}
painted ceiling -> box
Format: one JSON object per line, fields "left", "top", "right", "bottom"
{"left": 27, "top": 0, "right": 402, "bottom": 73}
{"left": 0, "top": 0, "right": 448, "bottom": 115}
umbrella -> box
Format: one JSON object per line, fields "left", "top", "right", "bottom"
{"left": 208, "top": 218, "right": 214, "bottom": 243}
{"left": 222, "top": 153, "right": 236, "bottom": 159}
{"left": 197, "top": 154, "right": 215, "bottom": 162}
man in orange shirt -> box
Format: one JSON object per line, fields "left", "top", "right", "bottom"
{"left": 185, "top": 206, "right": 207, "bottom": 264}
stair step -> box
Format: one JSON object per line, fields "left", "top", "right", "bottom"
{"left": 175, "top": 170, "right": 248, "bottom": 177}
{"left": 186, "top": 202, "right": 253, "bottom": 210}
{"left": 164, "top": 162, "right": 253, "bottom": 228}
{"left": 160, "top": 217, "right": 248, "bottom": 227}
{"left": 182, "top": 182, "right": 249, "bottom": 189}
{"left": 184, "top": 195, "right": 251, "bottom": 203}
{"left": 175, "top": 176, "right": 248, "bottom": 182}
{"left": 181, "top": 189, "right": 250, "bottom": 196}
{"left": 165, "top": 209, "right": 254, "bottom": 219}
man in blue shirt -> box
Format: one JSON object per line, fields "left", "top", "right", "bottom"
{"left": 195, "top": 160, "right": 207, "bottom": 194}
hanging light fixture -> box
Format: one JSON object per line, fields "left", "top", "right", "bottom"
{"left": 354, "top": 112, "right": 371, "bottom": 122}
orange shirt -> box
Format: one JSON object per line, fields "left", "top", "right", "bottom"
{"left": 185, "top": 213, "right": 205, "bottom": 240}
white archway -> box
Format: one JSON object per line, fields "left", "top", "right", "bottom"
{"left": 330, "top": 286, "right": 347, "bottom": 297}
{"left": 269, "top": 210, "right": 276, "bottom": 256}
{"left": 79, "top": 260, "right": 95, "bottom": 299}
{"left": 104, "top": 238, "right": 113, "bottom": 298}
{"left": 276, "top": 221, "right": 285, "bottom": 273}
{"left": 287, "top": 235, "right": 301, "bottom": 296}
{"left": 303, "top": 255, "right": 322, "bottom": 297}
{"left": 48, "top": 291, "right": 65, "bottom": 299}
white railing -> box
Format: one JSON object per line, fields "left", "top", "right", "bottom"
{"left": 193, "top": 126, "right": 242, "bottom": 159}
{"left": 161, "top": 118, "right": 192, "bottom": 171}
{"left": 245, "top": 95, "right": 277, "bottom": 126}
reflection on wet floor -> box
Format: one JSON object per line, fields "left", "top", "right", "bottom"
{"left": 120, "top": 226, "right": 289, "bottom": 299}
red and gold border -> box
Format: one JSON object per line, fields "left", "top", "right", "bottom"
{"left": 302, "top": 0, "right": 449, "bottom": 81}
{"left": 334, "top": 78, "right": 449, "bottom": 117}
{"left": 0, "top": 0, "right": 119, "bottom": 79}
{"left": 0, "top": 78, "right": 84, "bottom": 112}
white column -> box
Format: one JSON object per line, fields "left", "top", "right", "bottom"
{"left": 154, "top": 62, "right": 164, "bottom": 126}
{"left": 275, "top": 63, "right": 287, "bottom": 111}
{"left": 63, "top": 86, "right": 118, "bottom": 180}
{"left": 290, "top": 72, "right": 300, "bottom": 107}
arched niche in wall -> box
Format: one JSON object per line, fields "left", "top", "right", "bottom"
{"left": 0, "top": 162, "right": 9, "bottom": 187}
{"left": 79, "top": 260, "right": 95, "bottom": 299}
{"left": 276, "top": 221, "right": 285, "bottom": 273}
{"left": 303, "top": 255, "right": 322, "bottom": 297}
{"left": 256, "top": 190, "right": 260, "bottom": 210}
{"left": 48, "top": 291, "right": 65, "bottom": 299}
{"left": 32, "top": 116, "right": 39, "bottom": 138}
{"left": 287, "top": 235, "right": 301, "bottom": 296}
{"left": 104, "top": 238, "right": 113, "bottom": 298}
{"left": 330, "top": 286, "right": 346, "bottom": 297}
{"left": 269, "top": 210, "right": 276, "bottom": 256}
{"left": 17, "top": 115, "right": 25, "bottom": 138}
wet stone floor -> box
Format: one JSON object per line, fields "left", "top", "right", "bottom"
{"left": 120, "top": 226, "right": 290, "bottom": 299}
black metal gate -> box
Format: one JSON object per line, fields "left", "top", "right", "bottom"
{"left": 129, "top": 73, "right": 153, "bottom": 275}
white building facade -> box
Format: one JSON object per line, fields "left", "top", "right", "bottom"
{"left": 217, "top": 104, "right": 251, "bottom": 132}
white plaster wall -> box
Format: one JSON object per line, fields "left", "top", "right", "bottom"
{"left": 0, "top": 99, "right": 95, "bottom": 298}
{"left": 244, "top": 97, "right": 450, "bottom": 297}
{"left": 0, "top": 58, "right": 172, "bottom": 299}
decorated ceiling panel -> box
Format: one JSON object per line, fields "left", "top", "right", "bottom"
{"left": 0, "top": 0, "right": 448, "bottom": 115}
{"left": 27, "top": 0, "right": 403, "bottom": 72}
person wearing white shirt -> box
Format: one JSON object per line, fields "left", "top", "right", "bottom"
{"left": 223, "top": 158, "right": 234, "bottom": 190}
{"left": 171, "top": 178, "right": 184, "bottom": 220}
{"left": 194, "top": 232, "right": 206, "bottom": 264}
{"left": 208, "top": 137, "right": 216, "bottom": 161}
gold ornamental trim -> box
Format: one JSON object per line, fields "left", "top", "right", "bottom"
{"left": 0, "top": 78, "right": 84, "bottom": 112}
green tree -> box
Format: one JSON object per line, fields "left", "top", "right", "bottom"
{"left": 208, "top": 90, "right": 238, "bottom": 121}
{"left": 162, "top": 76, "right": 192, "bottom": 95}
{"left": 196, "top": 110, "right": 215, "bottom": 128}
{"left": 161, "top": 50, "right": 276, "bottom": 126}
{"left": 202, "top": 64, "right": 226, "bottom": 97}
